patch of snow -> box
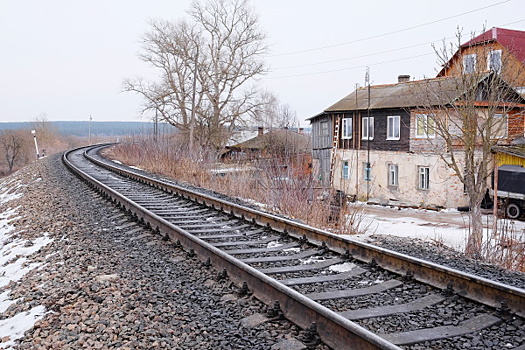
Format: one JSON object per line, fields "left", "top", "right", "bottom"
{"left": 0, "top": 305, "right": 47, "bottom": 349}
{"left": 111, "top": 159, "right": 122, "bottom": 164}
{"left": 283, "top": 247, "right": 301, "bottom": 253}
{"left": 267, "top": 241, "right": 283, "bottom": 249}
{"left": 0, "top": 193, "right": 54, "bottom": 348}
{"left": 0, "top": 291, "right": 19, "bottom": 314}
{"left": 129, "top": 165, "right": 143, "bottom": 170}
{"left": 300, "top": 256, "right": 325, "bottom": 265}
{"left": 328, "top": 262, "right": 357, "bottom": 273}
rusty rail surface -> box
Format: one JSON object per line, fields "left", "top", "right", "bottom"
{"left": 63, "top": 144, "right": 525, "bottom": 349}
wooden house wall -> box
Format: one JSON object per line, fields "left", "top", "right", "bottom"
{"left": 368, "top": 109, "right": 411, "bottom": 151}
{"left": 496, "top": 153, "right": 525, "bottom": 167}
{"left": 311, "top": 114, "right": 332, "bottom": 153}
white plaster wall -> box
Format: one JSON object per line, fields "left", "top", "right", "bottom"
{"left": 333, "top": 149, "right": 470, "bottom": 208}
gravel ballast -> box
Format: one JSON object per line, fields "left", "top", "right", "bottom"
{"left": 0, "top": 154, "right": 319, "bottom": 350}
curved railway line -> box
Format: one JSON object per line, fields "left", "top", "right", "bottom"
{"left": 63, "top": 144, "right": 525, "bottom": 350}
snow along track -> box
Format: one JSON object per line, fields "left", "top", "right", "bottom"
{"left": 63, "top": 144, "right": 525, "bottom": 350}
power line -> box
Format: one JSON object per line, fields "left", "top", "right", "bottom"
{"left": 269, "top": 0, "right": 511, "bottom": 57}
{"left": 267, "top": 53, "right": 434, "bottom": 79}
{"left": 272, "top": 38, "right": 451, "bottom": 71}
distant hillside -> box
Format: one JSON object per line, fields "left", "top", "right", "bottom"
{"left": 0, "top": 121, "right": 175, "bottom": 137}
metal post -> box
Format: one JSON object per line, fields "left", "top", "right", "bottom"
{"left": 31, "top": 130, "right": 39, "bottom": 159}
{"left": 365, "top": 67, "right": 371, "bottom": 202}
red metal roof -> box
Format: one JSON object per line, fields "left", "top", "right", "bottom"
{"left": 461, "top": 27, "right": 525, "bottom": 63}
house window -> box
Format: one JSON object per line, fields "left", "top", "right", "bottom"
{"left": 463, "top": 54, "right": 477, "bottom": 74}
{"left": 342, "top": 161, "right": 349, "bottom": 180}
{"left": 388, "top": 164, "right": 398, "bottom": 187}
{"left": 487, "top": 50, "right": 502, "bottom": 73}
{"left": 492, "top": 113, "right": 508, "bottom": 138}
{"left": 364, "top": 162, "right": 371, "bottom": 182}
{"left": 362, "top": 117, "right": 374, "bottom": 140}
{"left": 320, "top": 121, "right": 329, "bottom": 136}
{"left": 415, "top": 114, "right": 436, "bottom": 138}
{"left": 342, "top": 118, "right": 352, "bottom": 139}
{"left": 387, "top": 116, "right": 400, "bottom": 140}
{"left": 419, "top": 166, "right": 430, "bottom": 190}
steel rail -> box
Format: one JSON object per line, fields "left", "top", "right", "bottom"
{"left": 76, "top": 145, "right": 525, "bottom": 320}
{"left": 63, "top": 146, "right": 402, "bottom": 350}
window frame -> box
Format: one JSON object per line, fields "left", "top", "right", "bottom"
{"left": 418, "top": 166, "right": 430, "bottom": 190}
{"left": 362, "top": 117, "right": 374, "bottom": 140}
{"left": 492, "top": 113, "right": 508, "bottom": 139}
{"left": 388, "top": 164, "right": 398, "bottom": 187}
{"left": 487, "top": 50, "right": 502, "bottom": 73}
{"left": 415, "top": 114, "right": 436, "bottom": 138}
{"left": 463, "top": 54, "right": 477, "bottom": 74}
{"left": 320, "top": 121, "right": 329, "bottom": 136}
{"left": 387, "top": 115, "right": 401, "bottom": 140}
{"left": 342, "top": 117, "right": 353, "bottom": 139}
{"left": 342, "top": 160, "right": 349, "bottom": 180}
{"left": 363, "top": 162, "right": 371, "bottom": 182}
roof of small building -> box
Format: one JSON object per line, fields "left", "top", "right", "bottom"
{"left": 227, "top": 128, "right": 311, "bottom": 153}
{"left": 323, "top": 74, "right": 484, "bottom": 112}
{"left": 493, "top": 145, "right": 525, "bottom": 159}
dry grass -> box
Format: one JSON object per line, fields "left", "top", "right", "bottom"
{"left": 481, "top": 218, "right": 525, "bottom": 272}
{"left": 107, "top": 135, "right": 365, "bottom": 235}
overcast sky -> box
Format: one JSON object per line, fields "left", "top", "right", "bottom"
{"left": 1, "top": 0, "right": 523, "bottom": 125}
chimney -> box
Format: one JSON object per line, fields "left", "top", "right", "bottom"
{"left": 398, "top": 75, "right": 410, "bottom": 83}
{"left": 258, "top": 126, "right": 264, "bottom": 136}
{"left": 299, "top": 127, "right": 304, "bottom": 134}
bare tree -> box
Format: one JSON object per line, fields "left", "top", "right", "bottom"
{"left": 250, "top": 91, "right": 298, "bottom": 129}
{"left": 125, "top": 0, "right": 268, "bottom": 151}
{"left": 418, "top": 29, "right": 525, "bottom": 257}
{"left": 0, "top": 130, "right": 23, "bottom": 174}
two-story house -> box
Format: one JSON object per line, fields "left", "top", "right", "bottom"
{"left": 310, "top": 72, "right": 525, "bottom": 209}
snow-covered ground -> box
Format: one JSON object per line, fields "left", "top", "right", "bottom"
{"left": 0, "top": 177, "right": 53, "bottom": 349}
{"left": 347, "top": 203, "right": 525, "bottom": 252}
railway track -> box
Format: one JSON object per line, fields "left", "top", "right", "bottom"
{"left": 63, "top": 144, "right": 525, "bottom": 350}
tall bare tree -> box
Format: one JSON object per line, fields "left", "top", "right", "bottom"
{"left": 125, "top": 0, "right": 268, "bottom": 151}
{"left": 418, "top": 29, "right": 525, "bottom": 257}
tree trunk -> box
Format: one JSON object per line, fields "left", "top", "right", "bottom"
{"left": 465, "top": 201, "right": 483, "bottom": 258}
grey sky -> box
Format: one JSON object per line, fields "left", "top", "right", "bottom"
{"left": 1, "top": 0, "right": 523, "bottom": 125}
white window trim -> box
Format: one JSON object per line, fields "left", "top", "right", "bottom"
{"left": 487, "top": 50, "right": 502, "bottom": 73}
{"left": 463, "top": 54, "right": 477, "bottom": 74}
{"left": 342, "top": 118, "right": 352, "bottom": 139}
{"left": 362, "top": 117, "right": 374, "bottom": 140}
{"left": 388, "top": 164, "right": 398, "bottom": 187}
{"left": 386, "top": 115, "right": 401, "bottom": 140}
{"left": 419, "top": 166, "right": 430, "bottom": 190}
{"left": 415, "top": 114, "right": 436, "bottom": 138}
